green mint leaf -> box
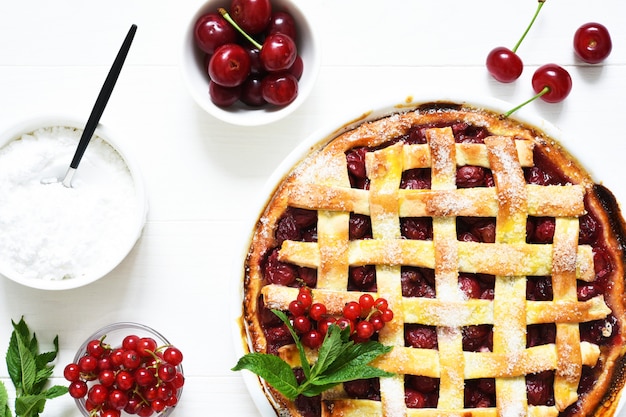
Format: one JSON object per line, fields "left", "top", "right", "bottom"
{"left": 32, "top": 368, "right": 53, "bottom": 394}
{"left": 43, "top": 386, "right": 68, "bottom": 400}
{"left": 232, "top": 353, "right": 300, "bottom": 400}
{"left": 15, "top": 336, "right": 37, "bottom": 396}
{"left": 272, "top": 309, "right": 311, "bottom": 379}
{"left": 330, "top": 340, "right": 392, "bottom": 371}
{"left": 4, "top": 318, "right": 67, "bottom": 417}
{"left": 0, "top": 381, "right": 11, "bottom": 417}
{"left": 298, "top": 382, "right": 341, "bottom": 398}
{"left": 14, "top": 394, "right": 45, "bottom": 417}
{"left": 312, "top": 325, "right": 349, "bottom": 377}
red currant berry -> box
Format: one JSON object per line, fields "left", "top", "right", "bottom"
{"left": 532, "top": 64, "right": 572, "bottom": 103}
{"left": 63, "top": 363, "right": 81, "bottom": 382}
{"left": 78, "top": 355, "right": 98, "bottom": 373}
{"left": 574, "top": 22, "right": 612, "bottom": 64}
{"left": 343, "top": 301, "right": 362, "bottom": 321}
{"left": 209, "top": 44, "right": 252, "bottom": 87}
{"left": 158, "top": 363, "right": 177, "bottom": 383}
{"left": 143, "top": 386, "right": 159, "bottom": 402}
{"left": 172, "top": 372, "right": 186, "bottom": 389}
{"left": 135, "top": 367, "right": 157, "bottom": 387}
{"left": 302, "top": 330, "right": 323, "bottom": 349}
{"left": 68, "top": 380, "right": 88, "bottom": 398}
{"left": 261, "top": 72, "right": 298, "bottom": 106}
{"left": 296, "top": 287, "right": 313, "bottom": 309}
{"left": 122, "top": 350, "right": 142, "bottom": 369}
{"left": 137, "top": 337, "right": 158, "bottom": 357}
{"left": 260, "top": 33, "right": 297, "bottom": 72}
{"left": 151, "top": 399, "right": 167, "bottom": 413}
{"left": 87, "top": 384, "right": 109, "bottom": 405}
{"left": 98, "top": 369, "right": 116, "bottom": 387}
{"left": 108, "top": 389, "right": 129, "bottom": 410}
{"left": 370, "top": 313, "right": 385, "bottom": 331}
{"left": 374, "top": 298, "right": 389, "bottom": 312}
{"left": 110, "top": 348, "right": 125, "bottom": 367}
{"left": 308, "top": 303, "right": 327, "bottom": 322}
{"left": 382, "top": 308, "right": 394, "bottom": 323}
{"left": 137, "top": 404, "right": 155, "bottom": 417}
{"left": 230, "top": 0, "right": 272, "bottom": 35}
{"left": 124, "top": 396, "right": 143, "bottom": 414}
{"left": 335, "top": 317, "right": 354, "bottom": 334}
{"left": 358, "top": 294, "right": 375, "bottom": 310}
{"left": 318, "top": 317, "right": 336, "bottom": 336}
{"left": 166, "top": 395, "right": 179, "bottom": 407}
{"left": 122, "top": 335, "right": 140, "bottom": 351}
{"left": 288, "top": 300, "right": 307, "bottom": 317}
{"left": 292, "top": 316, "right": 312, "bottom": 334}
{"left": 86, "top": 339, "right": 107, "bottom": 358}
{"left": 163, "top": 346, "right": 184, "bottom": 366}
{"left": 356, "top": 320, "right": 375, "bottom": 340}
{"left": 98, "top": 355, "right": 113, "bottom": 371}
{"left": 101, "top": 410, "right": 121, "bottom": 417}
{"left": 486, "top": 47, "right": 523, "bottom": 83}
{"left": 194, "top": 12, "right": 238, "bottom": 55}
{"left": 157, "top": 383, "right": 174, "bottom": 401}
{"left": 115, "top": 370, "right": 135, "bottom": 391}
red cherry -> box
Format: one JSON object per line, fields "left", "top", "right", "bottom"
{"left": 260, "top": 33, "right": 297, "bottom": 72}
{"left": 486, "top": 0, "right": 546, "bottom": 83}
{"left": 194, "top": 13, "right": 237, "bottom": 54}
{"left": 262, "top": 73, "right": 298, "bottom": 106}
{"left": 574, "top": 22, "right": 612, "bottom": 64}
{"left": 486, "top": 47, "right": 523, "bottom": 83}
{"left": 288, "top": 55, "right": 304, "bottom": 80}
{"left": 230, "top": 0, "right": 272, "bottom": 35}
{"left": 532, "top": 64, "right": 572, "bottom": 103}
{"left": 208, "top": 44, "right": 251, "bottom": 87}
{"left": 240, "top": 77, "right": 267, "bottom": 107}
{"left": 209, "top": 80, "right": 241, "bottom": 107}
{"left": 267, "top": 11, "right": 298, "bottom": 41}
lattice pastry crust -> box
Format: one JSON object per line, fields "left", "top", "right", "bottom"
{"left": 241, "top": 103, "right": 626, "bottom": 417}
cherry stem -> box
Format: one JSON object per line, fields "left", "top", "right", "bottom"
{"left": 218, "top": 8, "right": 263, "bottom": 50}
{"left": 512, "top": 0, "right": 546, "bottom": 53}
{"left": 504, "top": 86, "right": 550, "bottom": 117}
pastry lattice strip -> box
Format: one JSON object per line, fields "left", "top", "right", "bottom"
{"left": 268, "top": 127, "right": 609, "bottom": 416}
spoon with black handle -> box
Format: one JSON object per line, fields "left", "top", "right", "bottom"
{"left": 42, "top": 24, "right": 137, "bottom": 187}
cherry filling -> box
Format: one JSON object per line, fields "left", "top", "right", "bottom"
{"left": 257, "top": 119, "right": 618, "bottom": 415}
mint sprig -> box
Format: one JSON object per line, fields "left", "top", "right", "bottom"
{"left": 232, "top": 309, "right": 394, "bottom": 400}
{"left": 0, "top": 317, "right": 68, "bottom": 417}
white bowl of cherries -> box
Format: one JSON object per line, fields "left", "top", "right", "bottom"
{"left": 181, "top": 0, "right": 320, "bottom": 126}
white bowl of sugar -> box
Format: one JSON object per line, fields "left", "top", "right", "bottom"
{"left": 0, "top": 115, "right": 147, "bottom": 290}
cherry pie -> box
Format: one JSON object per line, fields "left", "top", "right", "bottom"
{"left": 240, "top": 102, "right": 626, "bottom": 417}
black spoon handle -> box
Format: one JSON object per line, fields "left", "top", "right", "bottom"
{"left": 70, "top": 24, "right": 137, "bottom": 169}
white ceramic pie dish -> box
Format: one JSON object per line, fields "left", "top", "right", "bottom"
{"left": 0, "top": 115, "right": 148, "bottom": 290}
{"left": 231, "top": 94, "right": 626, "bottom": 417}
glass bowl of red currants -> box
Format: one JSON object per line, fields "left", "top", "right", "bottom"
{"left": 181, "top": 0, "right": 320, "bottom": 126}
{"left": 66, "top": 322, "right": 184, "bottom": 417}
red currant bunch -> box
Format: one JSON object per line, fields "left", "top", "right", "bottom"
{"left": 193, "top": 0, "right": 302, "bottom": 108}
{"left": 288, "top": 287, "right": 394, "bottom": 349}
{"left": 64, "top": 335, "right": 184, "bottom": 417}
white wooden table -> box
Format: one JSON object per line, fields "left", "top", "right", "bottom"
{"left": 0, "top": 0, "right": 625, "bottom": 415}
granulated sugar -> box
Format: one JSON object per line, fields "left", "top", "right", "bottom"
{"left": 0, "top": 126, "right": 140, "bottom": 281}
